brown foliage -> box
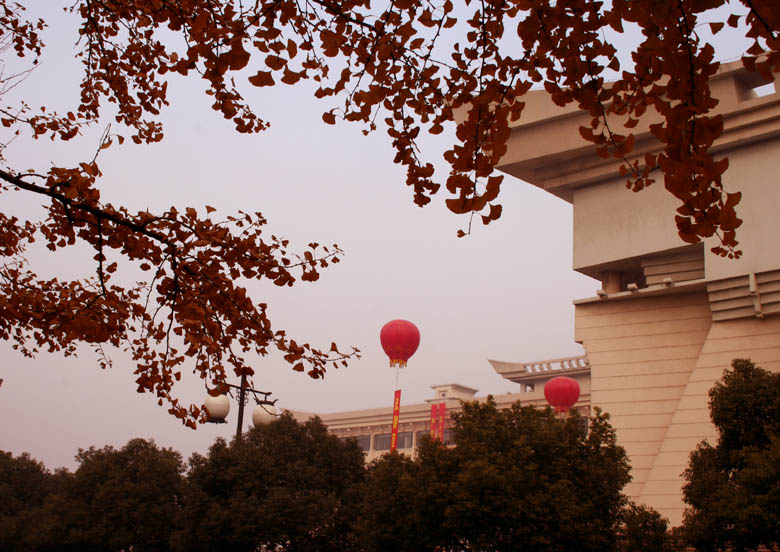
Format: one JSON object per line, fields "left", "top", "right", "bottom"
{"left": 1, "top": 0, "right": 778, "bottom": 422}
{"left": 0, "top": 161, "right": 357, "bottom": 427}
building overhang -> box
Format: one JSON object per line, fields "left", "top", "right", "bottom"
{"left": 489, "top": 355, "right": 590, "bottom": 385}
{"left": 492, "top": 59, "right": 780, "bottom": 202}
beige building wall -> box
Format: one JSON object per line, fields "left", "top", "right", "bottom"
{"left": 706, "top": 139, "right": 780, "bottom": 280}
{"left": 642, "top": 316, "right": 780, "bottom": 522}
{"left": 574, "top": 291, "right": 712, "bottom": 501}
{"left": 487, "top": 60, "right": 780, "bottom": 526}
{"left": 572, "top": 180, "right": 685, "bottom": 274}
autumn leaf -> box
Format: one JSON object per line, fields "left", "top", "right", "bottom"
{"left": 228, "top": 40, "right": 251, "bottom": 71}
{"left": 265, "top": 55, "right": 286, "bottom": 71}
{"left": 248, "top": 71, "right": 275, "bottom": 87}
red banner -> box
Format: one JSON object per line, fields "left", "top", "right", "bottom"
{"left": 437, "top": 402, "right": 446, "bottom": 443}
{"left": 390, "top": 389, "right": 401, "bottom": 451}
{"left": 430, "top": 404, "right": 438, "bottom": 439}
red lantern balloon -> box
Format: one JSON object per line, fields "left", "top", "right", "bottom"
{"left": 380, "top": 319, "right": 420, "bottom": 367}
{"left": 544, "top": 376, "right": 581, "bottom": 413}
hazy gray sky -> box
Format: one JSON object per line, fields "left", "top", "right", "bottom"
{"left": 0, "top": 3, "right": 750, "bottom": 469}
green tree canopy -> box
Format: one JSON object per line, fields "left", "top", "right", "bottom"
{"left": 0, "top": 439, "right": 184, "bottom": 552}
{"left": 616, "top": 502, "right": 675, "bottom": 552}
{"left": 0, "top": 451, "right": 65, "bottom": 551}
{"left": 682, "top": 358, "right": 780, "bottom": 552}
{"left": 2, "top": 404, "right": 675, "bottom": 551}
{"left": 175, "top": 412, "right": 365, "bottom": 552}
{"left": 56, "top": 438, "right": 185, "bottom": 552}
{"left": 356, "top": 399, "right": 635, "bottom": 552}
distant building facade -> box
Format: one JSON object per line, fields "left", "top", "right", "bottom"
{"left": 293, "top": 356, "right": 590, "bottom": 464}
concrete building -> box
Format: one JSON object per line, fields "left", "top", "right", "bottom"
{"left": 493, "top": 59, "right": 780, "bottom": 525}
{"left": 295, "top": 356, "right": 590, "bottom": 464}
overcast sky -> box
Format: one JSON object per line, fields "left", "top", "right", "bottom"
{"left": 0, "top": 3, "right": 751, "bottom": 470}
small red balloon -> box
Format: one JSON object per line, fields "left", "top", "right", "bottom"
{"left": 380, "top": 319, "right": 420, "bottom": 367}
{"left": 544, "top": 376, "right": 581, "bottom": 413}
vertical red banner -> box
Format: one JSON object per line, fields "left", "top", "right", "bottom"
{"left": 429, "top": 404, "right": 438, "bottom": 439}
{"left": 437, "top": 402, "right": 446, "bottom": 443}
{"left": 390, "top": 389, "right": 401, "bottom": 451}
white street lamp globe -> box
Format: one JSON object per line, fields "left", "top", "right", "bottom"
{"left": 204, "top": 394, "right": 230, "bottom": 422}
{"left": 252, "top": 404, "right": 276, "bottom": 427}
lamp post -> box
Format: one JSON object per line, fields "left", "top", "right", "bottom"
{"left": 204, "top": 372, "right": 277, "bottom": 440}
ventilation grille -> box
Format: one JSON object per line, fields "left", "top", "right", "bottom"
{"left": 641, "top": 248, "right": 705, "bottom": 286}
{"left": 708, "top": 270, "right": 780, "bottom": 321}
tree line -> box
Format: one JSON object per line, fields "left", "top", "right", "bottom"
{"left": 2, "top": 359, "right": 778, "bottom": 551}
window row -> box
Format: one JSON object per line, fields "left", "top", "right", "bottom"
{"left": 341, "top": 418, "right": 588, "bottom": 452}
{"left": 342, "top": 429, "right": 454, "bottom": 452}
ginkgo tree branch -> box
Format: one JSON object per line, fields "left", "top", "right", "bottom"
{"left": 0, "top": 169, "right": 175, "bottom": 248}
{"left": 0, "top": 163, "right": 359, "bottom": 427}
{"left": 677, "top": 0, "right": 699, "bottom": 155}
{"left": 743, "top": 0, "right": 778, "bottom": 39}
